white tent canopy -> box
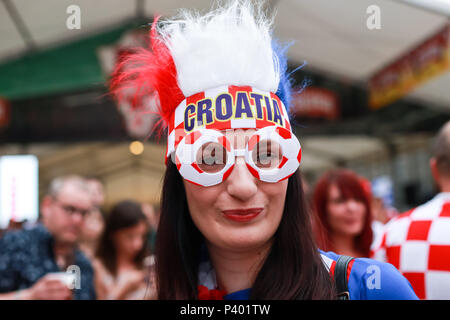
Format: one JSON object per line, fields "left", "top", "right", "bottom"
{"left": 0, "top": 0, "right": 448, "bottom": 175}
{"left": 1, "top": 0, "right": 449, "bottom": 109}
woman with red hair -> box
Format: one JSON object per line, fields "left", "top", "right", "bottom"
{"left": 313, "top": 169, "right": 373, "bottom": 258}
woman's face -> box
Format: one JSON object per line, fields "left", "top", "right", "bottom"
{"left": 326, "top": 184, "right": 366, "bottom": 238}
{"left": 183, "top": 129, "right": 288, "bottom": 252}
{"left": 112, "top": 221, "right": 148, "bottom": 259}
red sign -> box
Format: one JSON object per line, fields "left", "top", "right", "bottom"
{"left": 291, "top": 87, "right": 339, "bottom": 120}
{"left": 0, "top": 97, "right": 10, "bottom": 127}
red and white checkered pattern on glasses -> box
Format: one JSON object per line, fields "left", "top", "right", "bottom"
{"left": 371, "top": 193, "right": 450, "bottom": 299}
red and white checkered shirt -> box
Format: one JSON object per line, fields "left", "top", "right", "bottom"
{"left": 371, "top": 192, "right": 450, "bottom": 299}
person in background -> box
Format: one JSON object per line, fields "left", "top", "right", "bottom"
{"left": 141, "top": 203, "right": 159, "bottom": 293}
{"left": 94, "top": 200, "right": 154, "bottom": 300}
{"left": 371, "top": 197, "right": 394, "bottom": 225}
{"left": 369, "top": 178, "right": 399, "bottom": 255}
{"left": 86, "top": 177, "right": 105, "bottom": 207}
{"left": 359, "top": 176, "right": 397, "bottom": 255}
{"left": 370, "top": 176, "right": 398, "bottom": 224}
{"left": 0, "top": 175, "right": 96, "bottom": 300}
{"left": 313, "top": 169, "right": 373, "bottom": 258}
{"left": 141, "top": 202, "right": 160, "bottom": 254}
{"left": 372, "top": 121, "right": 450, "bottom": 299}
{"left": 79, "top": 177, "right": 106, "bottom": 260}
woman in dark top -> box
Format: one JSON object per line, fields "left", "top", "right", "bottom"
{"left": 94, "top": 200, "right": 154, "bottom": 299}
{"left": 110, "top": 0, "right": 418, "bottom": 300}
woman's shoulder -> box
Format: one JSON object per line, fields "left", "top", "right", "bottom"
{"left": 319, "top": 250, "right": 419, "bottom": 300}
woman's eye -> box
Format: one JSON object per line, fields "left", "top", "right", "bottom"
{"left": 261, "top": 151, "right": 273, "bottom": 158}
{"left": 332, "top": 198, "right": 344, "bottom": 204}
{"left": 202, "top": 149, "right": 226, "bottom": 165}
{"left": 252, "top": 139, "right": 282, "bottom": 169}
{"left": 257, "top": 151, "right": 273, "bottom": 162}
{"left": 255, "top": 152, "right": 280, "bottom": 168}
{"left": 203, "top": 156, "right": 221, "bottom": 165}
{"left": 196, "top": 142, "right": 227, "bottom": 173}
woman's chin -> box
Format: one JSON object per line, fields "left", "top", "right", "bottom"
{"left": 342, "top": 228, "right": 364, "bottom": 238}
{"left": 212, "top": 228, "right": 273, "bottom": 252}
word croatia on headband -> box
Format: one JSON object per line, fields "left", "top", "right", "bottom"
{"left": 169, "top": 85, "right": 291, "bottom": 134}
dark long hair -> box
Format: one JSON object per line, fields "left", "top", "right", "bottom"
{"left": 96, "top": 200, "right": 150, "bottom": 276}
{"left": 312, "top": 169, "right": 373, "bottom": 257}
{"left": 156, "top": 161, "right": 336, "bottom": 299}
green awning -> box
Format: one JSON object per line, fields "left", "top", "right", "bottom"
{"left": 0, "top": 21, "right": 144, "bottom": 100}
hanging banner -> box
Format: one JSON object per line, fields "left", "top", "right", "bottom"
{"left": 291, "top": 87, "right": 339, "bottom": 120}
{"left": 369, "top": 24, "right": 450, "bottom": 109}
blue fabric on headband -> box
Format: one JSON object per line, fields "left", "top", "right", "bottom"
{"left": 272, "top": 39, "right": 293, "bottom": 113}
{"left": 272, "top": 39, "right": 309, "bottom": 120}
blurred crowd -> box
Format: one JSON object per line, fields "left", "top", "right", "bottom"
{"left": 0, "top": 175, "right": 159, "bottom": 300}
{"left": 0, "top": 120, "right": 449, "bottom": 300}
{"left": 311, "top": 120, "right": 450, "bottom": 299}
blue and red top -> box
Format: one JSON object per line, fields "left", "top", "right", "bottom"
{"left": 197, "top": 250, "right": 419, "bottom": 300}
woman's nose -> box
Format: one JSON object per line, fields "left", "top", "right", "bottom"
{"left": 346, "top": 199, "right": 359, "bottom": 211}
{"left": 225, "top": 157, "right": 258, "bottom": 201}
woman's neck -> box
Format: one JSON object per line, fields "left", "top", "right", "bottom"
{"left": 115, "top": 253, "right": 137, "bottom": 271}
{"left": 206, "top": 240, "right": 272, "bottom": 294}
{"left": 330, "top": 233, "right": 361, "bottom": 257}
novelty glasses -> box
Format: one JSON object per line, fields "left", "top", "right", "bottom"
{"left": 173, "top": 126, "right": 302, "bottom": 187}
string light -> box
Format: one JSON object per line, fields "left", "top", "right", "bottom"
{"left": 129, "top": 141, "right": 144, "bottom": 155}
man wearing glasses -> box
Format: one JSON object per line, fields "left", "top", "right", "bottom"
{"left": 0, "top": 175, "right": 96, "bottom": 300}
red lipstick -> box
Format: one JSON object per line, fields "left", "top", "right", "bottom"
{"left": 222, "top": 208, "right": 263, "bottom": 222}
